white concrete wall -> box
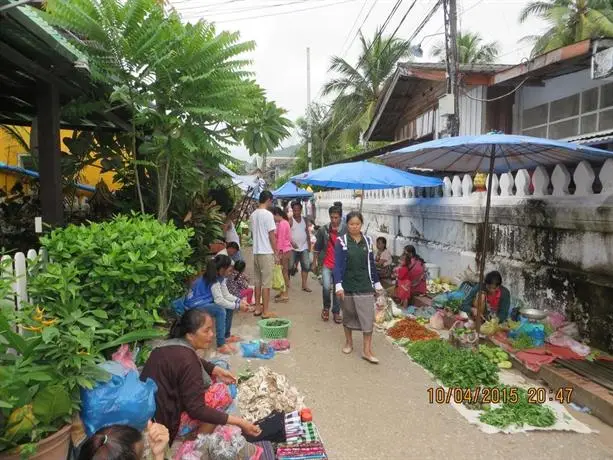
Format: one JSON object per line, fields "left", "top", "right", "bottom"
{"left": 315, "top": 160, "right": 613, "bottom": 351}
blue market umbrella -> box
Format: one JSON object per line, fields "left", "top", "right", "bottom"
{"left": 290, "top": 160, "right": 442, "bottom": 190}
{"left": 272, "top": 181, "right": 313, "bottom": 199}
{"left": 290, "top": 160, "right": 442, "bottom": 211}
{"left": 384, "top": 132, "right": 613, "bottom": 330}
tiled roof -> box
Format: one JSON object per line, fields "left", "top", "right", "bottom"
{"left": 398, "top": 62, "right": 513, "bottom": 75}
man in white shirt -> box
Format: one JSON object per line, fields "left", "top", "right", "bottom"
{"left": 290, "top": 201, "right": 312, "bottom": 293}
{"left": 215, "top": 241, "right": 242, "bottom": 264}
{"left": 249, "top": 190, "right": 278, "bottom": 318}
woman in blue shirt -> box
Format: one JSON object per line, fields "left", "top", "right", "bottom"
{"left": 185, "top": 255, "right": 248, "bottom": 354}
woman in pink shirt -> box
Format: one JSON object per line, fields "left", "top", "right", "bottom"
{"left": 273, "top": 207, "right": 293, "bottom": 302}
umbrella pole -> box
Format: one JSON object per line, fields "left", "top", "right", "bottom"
{"left": 476, "top": 145, "right": 496, "bottom": 334}
{"left": 359, "top": 188, "right": 364, "bottom": 212}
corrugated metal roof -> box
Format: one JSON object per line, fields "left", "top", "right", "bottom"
{"left": 564, "top": 129, "right": 613, "bottom": 146}
{"left": 398, "top": 62, "right": 513, "bottom": 75}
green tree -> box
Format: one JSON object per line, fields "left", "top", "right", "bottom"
{"left": 519, "top": 0, "right": 613, "bottom": 55}
{"left": 242, "top": 99, "right": 293, "bottom": 172}
{"left": 45, "top": 0, "right": 260, "bottom": 222}
{"left": 431, "top": 31, "right": 500, "bottom": 64}
{"left": 322, "top": 29, "right": 413, "bottom": 144}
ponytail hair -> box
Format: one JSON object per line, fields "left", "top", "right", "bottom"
{"left": 78, "top": 425, "right": 141, "bottom": 460}
{"left": 272, "top": 207, "right": 289, "bottom": 221}
{"left": 169, "top": 309, "right": 212, "bottom": 339}
{"left": 204, "top": 254, "right": 232, "bottom": 284}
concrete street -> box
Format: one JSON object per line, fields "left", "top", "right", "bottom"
{"left": 226, "top": 251, "right": 613, "bottom": 460}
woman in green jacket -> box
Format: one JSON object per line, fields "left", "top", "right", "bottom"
{"left": 461, "top": 271, "right": 511, "bottom": 322}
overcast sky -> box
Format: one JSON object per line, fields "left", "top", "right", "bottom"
{"left": 169, "top": 0, "right": 545, "bottom": 162}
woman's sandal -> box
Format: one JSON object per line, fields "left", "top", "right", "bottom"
{"left": 333, "top": 313, "right": 343, "bottom": 324}
{"left": 342, "top": 346, "right": 353, "bottom": 354}
{"left": 302, "top": 287, "right": 312, "bottom": 293}
{"left": 275, "top": 296, "right": 289, "bottom": 303}
{"left": 362, "top": 355, "right": 380, "bottom": 364}
{"left": 262, "top": 312, "right": 278, "bottom": 319}
{"left": 321, "top": 309, "right": 330, "bottom": 322}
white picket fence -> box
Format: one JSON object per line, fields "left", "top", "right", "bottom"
{"left": 1, "top": 248, "right": 48, "bottom": 311}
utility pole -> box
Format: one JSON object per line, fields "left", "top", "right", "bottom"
{"left": 306, "top": 47, "right": 313, "bottom": 171}
{"left": 443, "top": 0, "right": 460, "bottom": 136}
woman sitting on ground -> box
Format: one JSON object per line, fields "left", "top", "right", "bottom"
{"left": 140, "top": 309, "right": 261, "bottom": 447}
{"left": 226, "top": 260, "right": 254, "bottom": 306}
{"left": 375, "top": 236, "right": 393, "bottom": 280}
{"left": 184, "top": 255, "right": 249, "bottom": 354}
{"left": 461, "top": 270, "right": 511, "bottom": 322}
{"left": 395, "top": 245, "right": 427, "bottom": 308}
{"left": 79, "top": 422, "right": 169, "bottom": 460}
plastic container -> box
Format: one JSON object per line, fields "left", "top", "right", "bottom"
{"left": 424, "top": 263, "right": 440, "bottom": 280}
{"left": 258, "top": 318, "right": 292, "bottom": 339}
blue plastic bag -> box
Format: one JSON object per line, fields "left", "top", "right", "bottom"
{"left": 172, "top": 297, "right": 186, "bottom": 316}
{"left": 80, "top": 369, "right": 157, "bottom": 436}
{"left": 432, "top": 290, "right": 465, "bottom": 307}
{"left": 240, "top": 341, "right": 275, "bottom": 360}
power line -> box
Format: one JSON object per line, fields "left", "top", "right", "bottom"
{"left": 407, "top": 0, "right": 442, "bottom": 43}
{"left": 176, "top": 0, "right": 329, "bottom": 15}
{"left": 378, "top": 0, "right": 419, "bottom": 59}
{"left": 338, "top": 0, "right": 369, "bottom": 57}
{"left": 181, "top": 0, "right": 359, "bottom": 22}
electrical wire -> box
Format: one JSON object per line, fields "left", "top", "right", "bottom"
{"left": 407, "top": 0, "right": 443, "bottom": 44}
{"left": 378, "top": 0, "right": 419, "bottom": 59}
{"left": 461, "top": 77, "right": 529, "bottom": 102}
{"left": 177, "top": 0, "right": 329, "bottom": 15}
{"left": 338, "top": 0, "right": 369, "bottom": 57}
{"left": 181, "top": 0, "right": 359, "bottom": 22}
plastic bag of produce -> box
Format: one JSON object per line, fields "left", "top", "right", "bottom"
{"left": 547, "top": 331, "right": 590, "bottom": 356}
{"left": 429, "top": 310, "right": 445, "bottom": 330}
{"left": 205, "top": 383, "right": 233, "bottom": 411}
{"left": 240, "top": 341, "right": 275, "bottom": 360}
{"left": 80, "top": 370, "right": 157, "bottom": 437}
{"left": 546, "top": 311, "right": 566, "bottom": 330}
{"left": 272, "top": 265, "right": 285, "bottom": 292}
{"left": 112, "top": 344, "right": 137, "bottom": 371}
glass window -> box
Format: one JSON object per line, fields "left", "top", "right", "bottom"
{"left": 582, "top": 88, "right": 599, "bottom": 113}
{"left": 522, "top": 126, "right": 548, "bottom": 138}
{"left": 523, "top": 104, "right": 548, "bottom": 129}
{"left": 600, "top": 82, "right": 613, "bottom": 109}
{"left": 580, "top": 113, "right": 598, "bottom": 134}
{"left": 548, "top": 118, "right": 579, "bottom": 139}
{"left": 550, "top": 94, "right": 580, "bottom": 122}
{"left": 599, "top": 108, "right": 613, "bottom": 131}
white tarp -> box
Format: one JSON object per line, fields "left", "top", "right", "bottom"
{"left": 219, "top": 164, "right": 265, "bottom": 197}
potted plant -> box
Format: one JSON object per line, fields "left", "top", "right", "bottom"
{"left": 0, "top": 261, "right": 165, "bottom": 459}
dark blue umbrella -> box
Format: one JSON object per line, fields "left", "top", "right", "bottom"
{"left": 272, "top": 181, "right": 313, "bottom": 199}
{"left": 290, "top": 160, "right": 442, "bottom": 190}
{"left": 384, "top": 133, "right": 613, "bottom": 330}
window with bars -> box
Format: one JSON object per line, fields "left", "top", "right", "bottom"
{"left": 521, "top": 82, "right": 613, "bottom": 139}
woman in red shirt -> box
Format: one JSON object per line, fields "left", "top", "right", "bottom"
{"left": 395, "top": 245, "right": 427, "bottom": 307}
{"left": 273, "top": 207, "right": 293, "bottom": 303}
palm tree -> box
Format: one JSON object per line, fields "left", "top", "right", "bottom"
{"left": 519, "top": 0, "right": 613, "bottom": 56}
{"left": 322, "top": 29, "right": 413, "bottom": 144}
{"left": 242, "top": 99, "right": 293, "bottom": 172}
{"left": 431, "top": 31, "right": 500, "bottom": 64}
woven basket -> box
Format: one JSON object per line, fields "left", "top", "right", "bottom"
{"left": 258, "top": 318, "right": 292, "bottom": 339}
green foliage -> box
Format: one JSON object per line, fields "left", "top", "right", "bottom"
{"left": 431, "top": 31, "right": 500, "bottom": 64}
{"left": 480, "top": 386, "right": 556, "bottom": 428}
{"left": 322, "top": 29, "right": 413, "bottom": 144}
{"left": 33, "top": 214, "right": 194, "bottom": 335}
{"left": 43, "top": 0, "right": 274, "bottom": 222}
{"left": 405, "top": 339, "right": 499, "bottom": 388}
{"left": 519, "top": 0, "right": 613, "bottom": 56}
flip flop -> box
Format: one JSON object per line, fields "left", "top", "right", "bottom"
{"left": 262, "top": 313, "right": 278, "bottom": 319}
{"left": 302, "top": 288, "right": 312, "bottom": 293}
{"left": 253, "top": 310, "right": 263, "bottom": 317}
{"left": 274, "top": 297, "right": 289, "bottom": 303}
{"left": 342, "top": 346, "right": 353, "bottom": 354}
{"left": 362, "top": 355, "right": 380, "bottom": 364}
{"left": 333, "top": 313, "right": 343, "bottom": 324}
{"left": 321, "top": 309, "right": 330, "bottom": 322}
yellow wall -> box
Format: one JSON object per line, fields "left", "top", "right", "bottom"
{"left": 0, "top": 126, "right": 119, "bottom": 194}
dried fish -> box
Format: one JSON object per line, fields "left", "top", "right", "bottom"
{"left": 237, "top": 367, "right": 305, "bottom": 422}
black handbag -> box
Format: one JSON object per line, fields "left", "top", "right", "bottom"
{"left": 243, "top": 410, "right": 286, "bottom": 443}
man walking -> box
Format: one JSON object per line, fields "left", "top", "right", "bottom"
{"left": 249, "top": 190, "right": 278, "bottom": 318}
{"left": 312, "top": 205, "right": 346, "bottom": 323}
{"left": 289, "top": 201, "right": 312, "bottom": 293}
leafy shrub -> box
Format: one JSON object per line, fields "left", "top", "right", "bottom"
{"left": 36, "top": 214, "right": 194, "bottom": 334}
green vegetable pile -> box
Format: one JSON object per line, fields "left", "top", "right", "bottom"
{"left": 406, "top": 340, "right": 499, "bottom": 388}
{"left": 479, "top": 345, "right": 512, "bottom": 369}
{"left": 480, "top": 386, "right": 556, "bottom": 428}
{"left": 510, "top": 332, "right": 534, "bottom": 350}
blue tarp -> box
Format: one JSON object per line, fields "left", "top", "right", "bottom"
{"left": 272, "top": 181, "right": 313, "bottom": 199}
{"left": 0, "top": 162, "right": 95, "bottom": 192}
